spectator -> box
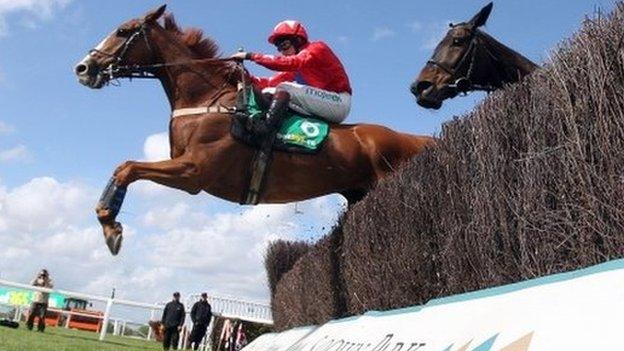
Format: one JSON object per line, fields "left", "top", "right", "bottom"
{"left": 189, "top": 293, "right": 212, "bottom": 350}
{"left": 161, "top": 292, "right": 185, "bottom": 350}
{"left": 26, "top": 268, "right": 54, "bottom": 332}
{"left": 235, "top": 322, "right": 248, "bottom": 351}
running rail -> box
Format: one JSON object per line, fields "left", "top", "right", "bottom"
{"left": 0, "top": 278, "right": 273, "bottom": 343}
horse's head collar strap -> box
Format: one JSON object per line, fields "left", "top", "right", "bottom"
{"left": 90, "top": 22, "right": 157, "bottom": 80}
{"left": 426, "top": 27, "right": 495, "bottom": 94}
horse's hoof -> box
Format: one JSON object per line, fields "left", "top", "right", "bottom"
{"left": 104, "top": 222, "right": 123, "bottom": 256}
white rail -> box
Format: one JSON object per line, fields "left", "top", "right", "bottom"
{"left": 197, "top": 294, "right": 273, "bottom": 325}
{"left": 0, "top": 278, "right": 161, "bottom": 341}
{"left": 0, "top": 302, "right": 147, "bottom": 337}
{"left": 0, "top": 278, "right": 273, "bottom": 346}
{"left": 182, "top": 294, "right": 273, "bottom": 351}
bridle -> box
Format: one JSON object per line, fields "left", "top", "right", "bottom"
{"left": 426, "top": 25, "right": 496, "bottom": 94}
{"left": 89, "top": 22, "right": 157, "bottom": 80}
{"left": 86, "top": 21, "right": 249, "bottom": 112}
{"left": 89, "top": 21, "right": 242, "bottom": 81}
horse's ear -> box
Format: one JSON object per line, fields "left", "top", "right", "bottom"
{"left": 468, "top": 2, "right": 493, "bottom": 28}
{"left": 144, "top": 4, "right": 167, "bottom": 23}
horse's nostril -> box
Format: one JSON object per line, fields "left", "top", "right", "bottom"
{"left": 410, "top": 82, "right": 419, "bottom": 96}
{"left": 75, "top": 63, "right": 89, "bottom": 75}
{"left": 412, "top": 81, "right": 433, "bottom": 96}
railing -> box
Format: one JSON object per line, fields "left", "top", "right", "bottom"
{"left": 0, "top": 302, "right": 151, "bottom": 337}
{"left": 0, "top": 278, "right": 273, "bottom": 347}
{"left": 182, "top": 294, "right": 273, "bottom": 351}
{"left": 192, "top": 294, "right": 272, "bottom": 325}
{"left": 0, "top": 278, "right": 162, "bottom": 341}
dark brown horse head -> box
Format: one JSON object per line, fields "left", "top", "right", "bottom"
{"left": 74, "top": 5, "right": 167, "bottom": 89}
{"left": 411, "top": 2, "right": 537, "bottom": 109}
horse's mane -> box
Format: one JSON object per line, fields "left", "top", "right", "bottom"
{"left": 162, "top": 13, "right": 220, "bottom": 59}
{"left": 476, "top": 29, "right": 538, "bottom": 74}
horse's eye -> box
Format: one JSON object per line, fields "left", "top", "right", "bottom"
{"left": 116, "top": 28, "right": 130, "bottom": 37}
{"left": 452, "top": 37, "right": 465, "bottom": 46}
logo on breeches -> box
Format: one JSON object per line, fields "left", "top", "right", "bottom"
{"left": 305, "top": 88, "right": 342, "bottom": 103}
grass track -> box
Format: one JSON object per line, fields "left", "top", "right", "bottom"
{"left": 0, "top": 323, "right": 161, "bottom": 351}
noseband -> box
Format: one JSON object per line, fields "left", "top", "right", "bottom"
{"left": 87, "top": 22, "right": 241, "bottom": 82}
{"left": 89, "top": 23, "right": 158, "bottom": 80}
{"left": 85, "top": 21, "right": 249, "bottom": 113}
{"left": 426, "top": 27, "right": 496, "bottom": 94}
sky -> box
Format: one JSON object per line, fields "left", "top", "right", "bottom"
{"left": 0, "top": 0, "right": 618, "bottom": 320}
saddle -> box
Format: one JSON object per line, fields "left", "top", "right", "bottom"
{"left": 230, "top": 88, "right": 331, "bottom": 205}
{"left": 230, "top": 88, "right": 330, "bottom": 154}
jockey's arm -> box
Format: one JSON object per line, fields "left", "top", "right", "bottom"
{"left": 250, "top": 50, "right": 314, "bottom": 72}
{"left": 250, "top": 71, "right": 296, "bottom": 90}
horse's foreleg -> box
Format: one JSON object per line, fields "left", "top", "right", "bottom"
{"left": 96, "top": 157, "right": 202, "bottom": 255}
{"left": 96, "top": 177, "right": 127, "bottom": 255}
{"left": 113, "top": 158, "right": 202, "bottom": 193}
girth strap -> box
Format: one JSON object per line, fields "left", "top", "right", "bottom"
{"left": 171, "top": 101, "right": 269, "bottom": 206}
{"left": 171, "top": 105, "right": 234, "bottom": 118}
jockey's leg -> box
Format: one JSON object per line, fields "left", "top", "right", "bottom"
{"left": 253, "top": 90, "right": 290, "bottom": 137}
{"left": 274, "top": 82, "right": 352, "bottom": 123}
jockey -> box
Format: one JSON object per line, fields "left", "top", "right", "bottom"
{"left": 232, "top": 20, "right": 352, "bottom": 136}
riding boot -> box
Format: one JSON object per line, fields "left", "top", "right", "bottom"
{"left": 254, "top": 91, "right": 290, "bottom": 138}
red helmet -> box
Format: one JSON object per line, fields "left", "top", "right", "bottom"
{"left": 268, "top": 20, "right": 309, "bottom": 44}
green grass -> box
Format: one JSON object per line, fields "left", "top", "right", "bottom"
{"left": 0, "top": 323, "right": 162, "bottom": 351}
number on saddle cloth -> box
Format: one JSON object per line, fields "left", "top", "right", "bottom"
{"left": 98, "top": 177, "right": 127, "bottom": 218}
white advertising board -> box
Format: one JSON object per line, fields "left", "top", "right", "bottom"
{"left": 245, "top": 259, "right": 624, "bottom": 351}
{"left": 244, "top": 326, "right": 317, "bottom": 351}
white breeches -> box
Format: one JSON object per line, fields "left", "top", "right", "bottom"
{"left": 262, "top": 82, "right": 351, "bottom": 123}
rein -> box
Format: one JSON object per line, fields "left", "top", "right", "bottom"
{"left": 89, "top": 22, "right": 247, "bottom": 116}
{"left": 108, "top": 57, "right": 241, "bottom": 80}
{"left": 90, "top": 22, "right": 241, "bottom": 81}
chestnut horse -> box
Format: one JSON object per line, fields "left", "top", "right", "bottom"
{"left": 148, "top": 320, "right": 165, "bottom": 342}
{"left": 411, "top": 2, "right": 538, "bottom": 109}
{"left": 74, "top": 5, "right": 434, "bottom": 255}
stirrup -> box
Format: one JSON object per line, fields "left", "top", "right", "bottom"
{"left": 252, "top": 120, "right": 273, "bottom": 137}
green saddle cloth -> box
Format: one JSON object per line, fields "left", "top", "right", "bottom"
{"left": 247, "top": 89, "right": 329, "bottom": 151}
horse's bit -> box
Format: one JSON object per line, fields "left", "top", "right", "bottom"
{"left": 87, "top": 22, "right": 158, "bottom": 81}
{"left": 86, "top": 22, "right": 246, "bottom": 103}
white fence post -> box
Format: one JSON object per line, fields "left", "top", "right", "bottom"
{"left": 99, "top": 298, "right": 114, "bottom": 341}
{"left": 13, "top": 305, "right": 21, "bottom": 322}
{"left": 203, "top": 315, "right": 216, "bottom": 351}
{"left": 148, "top": 309, "right": 155, "bottom": 340}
